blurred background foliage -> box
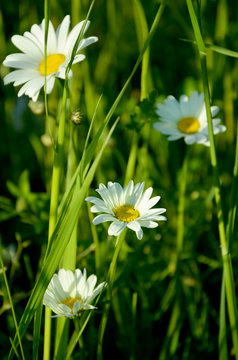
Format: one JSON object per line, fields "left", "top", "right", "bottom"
{"left": 0, "top": 0, "right": 238, "bottom": 359}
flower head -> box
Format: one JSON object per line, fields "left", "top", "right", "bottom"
{"left": 153, "top": 91, "right": 226, "bottom": 146}
{"left": 3, "top": 15, "right": 98, "bottom": 101}
{"left": 86, "top": 180, "right": 167, "bottom": 240}
{"left": 43, "top": 268, "right": 106, "bottom": 318}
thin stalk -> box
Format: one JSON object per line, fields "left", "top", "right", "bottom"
{"left": 219, "top": 274, "right": 228, "bottom": 360}
{"left": 186, "top": 0, "right": 238, "bottom": 357}
{"left": 54, "top": 124, "right": 78, "bottom": 359}
{"left": 130, "top": 292, "right": 138, "bottom": 360}
{"left": 97, "top": 233, "right": 125, "bottom": 360}
{"left": 43, "top": 83, "right": 68, "bottom": 360}
{"left": 176, "top": 149, "right": 188, "bottom": 255}
{"left": 87, "top": 200, "right": 100, "bottom": 271}
{"left": 0, "top": 242, "right": 25, "bottom": 360}
{"left": 227, "top": 116, "right": 238, "bottom": 249}
{"left": 34, "top": 1, "right": 51, "bottom": 358}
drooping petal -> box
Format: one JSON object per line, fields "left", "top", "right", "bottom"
{"left": 108, "top": 221, "right": 127, "bottom": 236}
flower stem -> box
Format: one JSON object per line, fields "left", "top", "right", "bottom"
{"left": 176, "top": 149, "right": 188, "bottom": 255}
{"left": 43, "top": 82, "right": 68, "bottom": 360}
{"left": 186, "top": 0, "right": 238, "bottom": 357}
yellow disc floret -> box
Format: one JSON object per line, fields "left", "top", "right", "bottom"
{"left": 61, "top": 297, "right": 82, "bottom": 312}
{"left": 177, "top": 116, "right": 200, "bottom": 134}
{"left": 39, "top": 54, "right": 66, "bottom": 75}
{"left": 113, "top": 205, "right": 140, "bottom": 222}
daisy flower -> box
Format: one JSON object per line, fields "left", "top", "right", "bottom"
{"left": 86, "top": 180, "right": 167, "bottom": 240}
{"left": 3, "top": 15, "right": 98, "bottom": 101}
{"left": 153, "top": 91, "right": 226, "bottom": 146}
{"left": 43, "top": 268, "right": 106, "bottom": 318}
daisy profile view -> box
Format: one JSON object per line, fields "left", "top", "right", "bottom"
{"left": 153, "top": 91, "right": 226, "bottom": 146}
{"left": 86, "top": 180, "right": 167, "bottom": 240}
{"left": 3, "top": 15, "right": 98, "bottom": 101}
{"left": 43, "top": 268, "right": 106, "bottom": 318}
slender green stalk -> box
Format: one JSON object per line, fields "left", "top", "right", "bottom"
{"left": 43, "top": 83, "right": 68, "bottom": 360}
{"left": 176, "top": 149, "right": 188, "bottom": 255}
{"left": 130, "top": 292, "right": 138, "bottom": 360}
{"left": 186, "top": 0, "right": 238, "bottom": 357}
{"left": 97, "top": 233, "right": 125, "bottom": 360}
{"left": 0, "top": 242, "right": 25, "bottom": 360}
{"left": 54, "top": 124, "right": 78, "bottom": 360}
{"left": 227, "top": 115, "right": 238, "bottom": 249}
{"left": 33, "top": 303, "right": 43, "bottom": 360}
{"left": 87, "top": 200, "right": 100, "bottom": 270}
{"left": 124, "top": 132, "right": 138, "bottom": 186}
{"left": 219, "top": 274, "right": 228, "bottom": 360}
{"left": 34, "top": 1, "right": 51, "bottom": 358}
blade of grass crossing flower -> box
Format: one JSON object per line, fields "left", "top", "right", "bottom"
{"left": 186, "top": 0, "right": 238, "bottom": 357}
{"left": 8, "top": 117, "right": 119, "bottom": 360}
{"left": 65, "top": 0, "right": 96, "bottom": 78}
{"left": 36, "top": 1, "right": 51, "bottom": 359}
{"left": 0, "top": 240, "right": 25, "bottom": 360}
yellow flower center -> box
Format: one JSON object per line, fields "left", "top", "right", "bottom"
{"left": 61, "top": 297, "right": 82, "bottom": 312}
{"left": 177, "top": 116, "right": 200, "bottom": 134}
{"left": 39, "top": 54, "right": 66, "bottom": 75}
{"left": 113, "top": 205, "right": 140, "bottom": 222}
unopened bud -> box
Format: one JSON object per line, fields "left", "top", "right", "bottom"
{"left": 41, "top": 134, "right": 52, "bottom": 147}
{"left": 70, "top": 109, "right": 83, "bottom": 125}
{"left": 28, "top": 100, "right": 45, "bottom": 115}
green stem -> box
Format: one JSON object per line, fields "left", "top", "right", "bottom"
{"left": 0, "top": 242, "right": 25, "bottom": 360}
{"left": 97, "top": 233, "right": 125, "bottom": 360}
{"left": 176, "top": 149, "right": 188, "bottom": 255}
{"left": 43, "top": 82, "right": 68, "bottom": 360}
{"left": 186, "top": 0, "right": 238, "bottom": 357}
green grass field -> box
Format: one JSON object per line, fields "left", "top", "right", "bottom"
{"left": 0, "top": 0, "right": 238, "bottom": 359}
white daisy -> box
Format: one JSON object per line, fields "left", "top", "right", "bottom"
{"left": 3, "top": 15, "right": 98, "bottom": 101}
{"left": 43, "top": 268, "right": 106, "bottom": 318}
{"left": 86, "top": 180, "right": 167, "bottom": 240}
{"left": 153, "top": 91, "right": 226, "bottom": 146}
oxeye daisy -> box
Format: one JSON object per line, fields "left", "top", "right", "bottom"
{"left": 153, "top": 91, "right": 226, "bottom": 146}
{"left": 86, "top": 180, "right": 167, "bottom": 240}
{"left": 3, "top": 15, "right": 98, "bottom": 101}
{"left": 43, "top": 268, "right": 106, "bottom": 318}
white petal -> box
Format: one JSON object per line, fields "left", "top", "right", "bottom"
{"left": 72, "top": 54, "right": 86, "bottom": 64}
{"left": 11, "top": 35, "right": 43, "bottom": 58}
{"left": 4, "top": 69, "right": 38, "bottom": 86}
{"left": 138, "top": 220, "right": 159, "bottom": 228}
{"left": 46, "top": 76, "right": 55, "bottom": 94}
{"left": 77, "top": 36, "right": 98, "bottom": 52}
{"left": 93, "top": 214, "right": 115, "bottom": 225}
{"left": 127, "top": 220, "right": 141, "bottom": 232}
{"left": 47, "top": 21, "right": 57, "bottom": 53}
{"left": 56, "top": 15, "right": 70, "bottom": 52}
{"left": 65, "top": 20, "right": 90, "bottom": 55}
{"left": 108, "top": 221, "right": 126, "bottom": 236}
